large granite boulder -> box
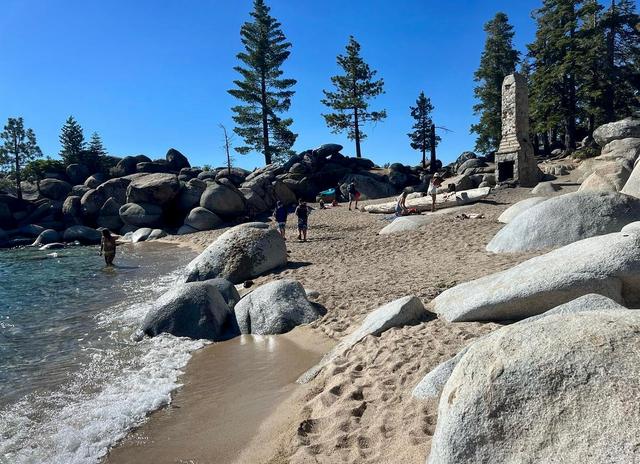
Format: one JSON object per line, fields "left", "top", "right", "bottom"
{"left": 80, "top": 189, "right": 105, "bottom": 217}
{"left": 111, "top": 155, "right": 151, "bottom": 177}
{"left": 273, "top": 180, "right": 297, "bottom": 205}
{"left": 200, "top": 181, "right": 247, "bottom": 217}
{"left": 427, "top": 310, "right": 640, "bottom": 464}
{"left": 39, "top": 179, "right": 72, "bottom": 200}
{"left": 96, "top": 197, "right": 123, "bottom": 231}
{"left": 487, "top": 191, "right": 640, "bottom": 253}
{"left": 579, "top": 161, "right": 632, "bottom": 193}
{"left": 146, "top": 228, "right": 167, "bottom": 241}
{"left": 530, "top": 181, "right": 560, "bottom": 195}
{"left": 434, "top": 231, "right": 640, "bottom": 322}
{"left": 215, "top": 167, "right": 249, "bottom": 186}
{"left": 414, "top": 294, "right": 626, "bottom": 401}
{"left": 119, "top": 202, "right": 163, "bottom": 227}
{"left": 66, "top": 164, "right": 90, "bottom": 185}
{"left": 177, "top": 178, "right": 207, "bottom": 213}
{"left": 593, "top": 118, "right": 640, "bottom": 146}
{"left": 33, "top": 229, "right": 62, "bottom": 245}
{"left": 185, "top": 222, "right": 287, "bottom": 284}
{"left": 140, "top": 281, "right": 238, "bottom": 340}
{"left": 206, "top": 278, "right": 241, "bottom": 309}
{"left": 241, "top": 188, "right": 269, "bottom": 214}
{"left": 313, "top": 143, "right": 343, "bottom": 157}
{"left": 63, "top": 225, "right": 101, "bottom": 244}
{"left": 96, "top": 178, "right": 130, "bottom": 204}
{"left": 457, "top": 158, "right": 486, "bottom": 174}
{"left": 131, "top": 227, "right": 152, "bottom": 243}
{"left": 298, "top": 296, "right": 427, "bottom": 383}
{"left": 340, "top": 174, "right": 395, "bottom": 200}
{"left": 184, "top": 207, "right": 222, "bottom": 231}
{"left": 165, "top": 148, "right": 190, "bottom": 171}
{"left": 497, "top": 197, "right": 548, "bottom": 224}
{"left": 84, "top": 172, "right": 108, "bottom": 189}
{"left": 621, "top": 155, "right": 640, "bottom": 199}
{"left": 62, "top": 195, "right": 82, "bottom": 225}
{"left": 71, "top": 185, "right": 91, "bottom": 197}
{"left": 234, "top": 279, "right": 323, "bottom": 335}
{"left": 126, "top": 173, "right": 180, "bottom": 205}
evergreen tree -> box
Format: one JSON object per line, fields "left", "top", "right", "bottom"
{"left": 601, "top": 0, "right": 640, "bottom": 121}
{"left": 59, "top": 116, "right": 85, "bottom": 165}
{"left": 408, "top": 91, "right": 440, "bottom": 168}
{"left": 321, "top": 36, "right": 386, "bottom": 159}
{"left": 0, "top": 117, "right": 43, "bottom": 200}
{"left": 228, "top": 0, "right": 297, "bottom": 165}
{"left": 471, "top": 12, "right": 520, "bottom": 155}
{"left": 87, "top": 132, "right": 106, "bottom": 157}
{"left": 85, "top": 132, "right": 107, "bottom": 173}
{"left": 528, "top": 0, "right": 581, "bottom": 151}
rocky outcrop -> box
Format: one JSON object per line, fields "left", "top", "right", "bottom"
{"left": 66, "top": 164, "right": 89, "bottom": 185}
{"left": 185, "top": 222, "right": 287, "bottom": 284}
{"left": 96, "top": 197, "right": 123, "bottom": 230}
{"left": 165, "top": 148, "right": 190, "bottom": 171}
{"left": 84, "top": 173, "right": 107, "bottom": 189}
{"left": 119, "top": 202, "right": 163, "bottom": 228}
{"left": 298, "top": 296, "right": 427, "bottom": 383}
{"left": 62, "top": 196, "right": 82, "bottom": 225}
{"left": 234, "top": 279, "right": 324, "bottom": 335}
{"left": 200, "top": 181, "right": 247, "bottom": 217}
{"left": 184, "top": 207, "right": 222, "bottom": 231}
{"left": 487, "top": 191, "right": 640, "bottom": 253}
{"left": 177, "top": 178, "right": 207, "bottom": 213}
{"left": 140, "top": 281, "right": 238, "bottom": 340}
{"left": 593, "top": 118, "right": 640, "bottom": 146}
{"left": 434, "top": 231, "right": 640, "bottom": 322}
{"left": 497, "top": 197, "right": 548, "bottom": 223}
{"left": 427, "top": 310, "right": 640, "bottom": 464}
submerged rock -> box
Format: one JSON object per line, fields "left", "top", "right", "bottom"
{"left": 63, "top": 225, "right": 101, "bottom": 244}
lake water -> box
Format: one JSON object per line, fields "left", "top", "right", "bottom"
{"left": 0, "top": 242, "right": 203, "bottom": 464}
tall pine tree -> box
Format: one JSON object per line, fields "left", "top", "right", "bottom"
{"left": 408, "top": 91, "right": 440, "bottom": 168}
{"left": 0, "top": 117, "right": 42, "bottom": 200}
{"left": 228, "top": 0, "right": 297, "bottom": 165}
{"left": 59, "top": 116, "right": 85, "bottom": 165}
{"left": 87, "top": 132, "right": 106, "bottom": 157}
{"left": 321, "top": 36, "right": 386, "bottom": 159}
{"left": 601, "top": 0, "right": 640, "bottom": 121}
{"left": 471, "top": 12, "right": 520, "bottom": 155}
{"left": 528, "top": 0, "right": 581, "bottom": 152}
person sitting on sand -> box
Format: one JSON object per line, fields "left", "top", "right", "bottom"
{"left": 319, "top": 198, "right": 326, "bottom": 209}
{"left": 273, "top": 201, "right": 288, "bottom": 240}
{"left": 348, "top": 181, "right": 360, "bottom": 211}
{"left": 428, "top": 173, "right": 444, "bottom": 212}
{"left": 99, "top": 229, "right": 119, "bottom": 266}
{"left": 295, "top": 199, "right": 310, "bottom": 242}
{"left": 395, "top": 190, "right": 409, "bottom": 216}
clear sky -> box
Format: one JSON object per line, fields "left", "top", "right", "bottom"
{"left": 0, "top": 0, "right": 545, "bottom": 170}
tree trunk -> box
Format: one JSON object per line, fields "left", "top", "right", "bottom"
{"left": 533, "top": 133, "right": 540, "bottom": 157}
{"left": 604, "top": 0, "right": 616, "bottom": 122}
{"left": 429, "top": 124, "right": 437, "bottom": 174}
{"left": 260, "top": 72, "right": 271, "bottom": 165}
{"left": 422, "top": 148, "right": 426, "bottom": 169}
{"left": 543, "top": 132, "right": 551, "bottom": 158}
{"left": 354, "top": 107, "right": 361, "bottom": 158}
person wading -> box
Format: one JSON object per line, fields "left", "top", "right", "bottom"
{"left": 99, "top": 229, "right": 119, "bottom": 266}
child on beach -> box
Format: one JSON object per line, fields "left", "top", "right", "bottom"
{"left": 99, "top": 229, "right": 119, "bottom": 266}
{"left": 273, "top": 201, "right": 288, "bottom": 240}
{"left": 348, "top": 181, "right": 360, "bottom": 211}
{"left": 295, "top": 199, "right": 310, "bottom": 242}
{"left": 395, "top": 190, "right": 409, "bottom": 216}
{"left": 428, "top": 173, "right": 444, "bottom": 212}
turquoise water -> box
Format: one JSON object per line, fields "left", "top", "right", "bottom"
{"left": 0, "top": 242, "right": 204, "bottom": 464}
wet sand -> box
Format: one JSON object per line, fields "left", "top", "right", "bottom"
{"left": 105, "top": 327, "right": 334, "bottom": 464}
{"left": 108, "top": 179, "right": 579, "bottom": 463}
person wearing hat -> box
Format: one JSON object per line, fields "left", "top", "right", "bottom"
{"left": 428, "top": 173, "right": 444, "bottom": 212}
{"left": 273, "top": 200, "right": 288, "bottom": 240}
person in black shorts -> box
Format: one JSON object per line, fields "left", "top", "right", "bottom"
{"left": 348, "top": 181, "right": 359, "bottom": 210}
{"left": 295, "top": 199, "right": 310, "bottom": 242}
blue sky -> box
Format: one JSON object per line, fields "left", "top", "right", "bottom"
{"left": 0, "top": 0, "right": 544, "bottom": 170}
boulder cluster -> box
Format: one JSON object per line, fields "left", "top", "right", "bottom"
{"left": 0, "top": 144, "right": 437, "bottom": 249}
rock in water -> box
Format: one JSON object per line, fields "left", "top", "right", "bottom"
{"left": 434, "top": 232, "right": 640, "bottom": 322}
{"left": 185, "top": 222, "right": 287, "bottom": 284}
{"left": 497, "top": 197, "right": 548, "bottom": 223}
{"left": 140, "top": 281, "right": 238, "bottom": 340}
{"left": 32, "top": 229, "right": 62, "bottom": 245}
{"left": 126, "top": 173, "right": 180, "bottom": 205}
{"left": 593, "top": 118, "right": 640, "bottom": 146}
{"left": 131, "top": 228, "right": 152, "bottom": 243}
{"left": 487, "top": 191, "right": 640, "bottom": 253}
{"left": 233, "top": 279, "right": 323, "bottom": 335}
{"left": 427, "top": 310, "right": 640, "bottom": 464}
{"left": 63, "top": 225, "right": 101, "bottom": 244}
{"left": 206, "top": 278, "right": 241, "bottom": 309}
{"left": 298, "top": 296, "right": 427, "bottom": 383}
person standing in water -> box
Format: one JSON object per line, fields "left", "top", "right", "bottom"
{"left": 99, "top": 229, "right": 119, "bottom": 266}
{"left": 273, "top": 200, "right": 288, "bottom": 240}
{"left": 295, "top": 199, "right": 310, "bottom": 242}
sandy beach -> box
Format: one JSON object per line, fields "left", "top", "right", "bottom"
{"left": 107, "top": 181, "right": 577, "bottom": 463}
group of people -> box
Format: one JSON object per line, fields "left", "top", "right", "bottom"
{"left": 395, "top": 173, "right": 444, "bottom": 216}
{"left": 273, "top": 198, "right": 311, "bottom": 242}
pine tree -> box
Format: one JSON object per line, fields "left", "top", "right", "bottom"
{"left": 59, "top": 116, "right": 86, "bottom": 165}
{"left": 408, "top": 91, "right": 440, "bottom": 168}
{"left": 0, "top": 117, "right": 43, "bottom": 200}
{"left": 228, "top": 0, "right": 297, "bottom": 165}
{"left": 601, "top": 0, "right": 640, "bottom": 121}
{"left": 528, "top": 0, "right": 581, "bottom": 151}
{"left": 471, "top": 12, "right": 520, "bottom": 155}
{"left": 321, "top": 36, "right": 386, "bottom": 159}
{"left": 84, "top": 132, "right": 107, "bottom": 173}
{"left": 87, "top": 132, "right": 106, "bottom": 157}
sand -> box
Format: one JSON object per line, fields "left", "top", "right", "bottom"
{"left": 108, "top": 180, "right": 577, "bottom": 463}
